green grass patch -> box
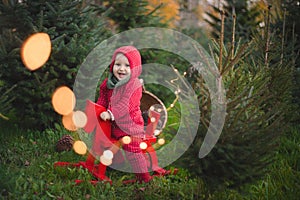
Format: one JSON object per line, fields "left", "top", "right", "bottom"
{"left": 0, "top": 124, "right": 205, "bottom": 199}
{"left": 1, "top": 123, "right": 299, "bottom": 199}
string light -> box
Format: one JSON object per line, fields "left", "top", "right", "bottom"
{"left": 139, "top": 142, "right": 148, "bottom": 150}
{"left": 154, "top": 129, "right": 161, "bottom": 136}
{"left": 158, "top": 138, "right": 165, "bottom": 145}
{"left": 122, "top": 136, "right": 131, "bottom": 144}
{"left": 150, "top": 117, "right": 156, "bottom": 122}
{"left": 103, "top": 150, "right": 114, "bottom": 160}
{"left": 150, "top": 106, "right": 155, "bottom": 111}
{"left": 100, "top": 155, "right": 112, "bottom": 166}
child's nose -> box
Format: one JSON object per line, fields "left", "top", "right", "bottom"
{"left": 120, "top": 65, "right": 126, "bottom": 70}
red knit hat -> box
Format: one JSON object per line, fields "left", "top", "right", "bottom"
{"left": 109, "top": 46, "right": 142, "bottom": 80}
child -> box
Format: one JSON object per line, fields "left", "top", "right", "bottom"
{"left": 96, "top": 46, "right": 152, "bottom": 183}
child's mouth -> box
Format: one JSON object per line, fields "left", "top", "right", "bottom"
{"left": 118, "top": 73, "right": 126, "bottom": 79}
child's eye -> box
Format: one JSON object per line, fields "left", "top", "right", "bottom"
{"left": 126, "top": 64, "right": 130, "bottom": 67}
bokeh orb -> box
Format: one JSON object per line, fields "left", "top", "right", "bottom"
{"left": 72, "top": 110, "right": 87, "bottom": 128}
{"left": 52, "top": 86, "right": 76, "bottom": 115}
{"left": 100, "top": 155, "right": 112, "bottom": 166}
{"left": 139, "top": 142, "right": 148, "bottom": 150}
{"left": 21, "top": 32, "right": 51, "bottom": 71}
{"left": 158, "top": 138, "right": 165, "bottom": 145}
{"left": 62, "top": 112, "right": 77, "bottom": 131}
{"left": 73, "top": 140, "right": 87, "bottom": 155}
{"left": 121, "top": 136, "right": 131, "bottom": 145}
{"left": 103, "top": 150, "right": 114, "bottom": 160}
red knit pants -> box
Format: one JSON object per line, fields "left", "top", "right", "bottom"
{"left": 122, "top": 139, "right": 147, "bottom": 172}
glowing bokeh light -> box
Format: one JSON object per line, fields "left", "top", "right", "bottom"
{"left": 154, "top": 129, "right": 161, "bottom": 136}
{"left": 139, "top": 142, "right": 148, "bottom": 150}
{"left": 72, "top": 110, "right": 87, "bottom": 128}
{"left": 103, "top": 150, "right": 114, "bottom": 160}
{"left": 62, "top": 112, "right": 77, "bottom": 131}
{"left": 21, "top": 32, "right": 51, "bottom": 71}
{"left": 158, "top": 138, "right": 165, "bottom": 145}
{"left": 100, "top": 155, "right": 112, "bottom": 166}
{"left": 52, "top": 86, "right": 76, "bottom": 115}
{"left": 121, "top": 136, "right": 131, "bottom": 144}
{"left": 150, "top": 117, "right": 156, "bottom": 122}
{"left": 73, "top": 140, "right": 87, "bottom": 155}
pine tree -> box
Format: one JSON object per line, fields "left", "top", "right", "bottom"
{"left": 0, "top": 0, "right": 110, "bottom": 129}
{"left": 103, "top": 0, "right": 166, "bottom": 32}
{"left": 175, "top": 4, "right": 297, "bottom": 188}
{"left": 205, "top": 0, "right": 264, "bottom": 43}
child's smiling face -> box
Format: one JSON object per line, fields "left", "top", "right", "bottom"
{"left": 113, "top": 53, "right": 131, "bottom": 81}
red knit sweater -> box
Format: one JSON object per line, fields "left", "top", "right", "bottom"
{"left": 96, "top": 46, "right": 145, "bottom": 139}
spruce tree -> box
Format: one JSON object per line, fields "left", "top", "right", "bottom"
{"left": 103, "top": 0, "right": 166, "bottom": 32}
{"left": 0, "top": 0, "right": 110, "bottom": 129}
{"left": 175, "top": 5, "right": 297, "bottom": 188}
{"left": 205, "top": 0, "right": 263, "bottom": 43}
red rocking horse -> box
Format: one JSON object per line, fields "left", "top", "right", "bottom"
{"left": 54, "top": 90, "right": 177, "bottom": 185}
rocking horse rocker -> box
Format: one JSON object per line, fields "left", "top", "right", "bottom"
{"left": 54, "top": 90, "right": 178, "bottom": 185}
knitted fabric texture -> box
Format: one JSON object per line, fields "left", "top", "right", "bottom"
{"left": 96, "top": 46, "right": 150, "bottom": 175}
{"left": 96, "top": 46, "right": 144, "bottom": 138}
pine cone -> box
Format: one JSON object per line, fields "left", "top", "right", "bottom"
{"left": 55, "top": 134, "right": 74, "bottom": 152}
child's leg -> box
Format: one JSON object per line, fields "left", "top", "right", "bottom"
{"left": 122, "top": 139, "right": 152, "bottom": 183}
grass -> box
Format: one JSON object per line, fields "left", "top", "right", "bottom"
{"left": 0, "top": 124, "right": 205, "bottom": 200}
{"left": 1, "top": 122, "right": 300, "bottom": 199}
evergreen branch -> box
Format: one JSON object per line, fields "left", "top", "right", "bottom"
{"left": 231, "top": 10, "right": 236, "bottom": 61}
{"left": 221, "top": 42, "right": 250, "bottom": 76}
{"left": 280, "top": 8, "right": 286, "bottom": 65}
{"left": 0, "top": 113, "right": 9, "bottom": 120}
{"left": 219, "top": 9, "right": 225, "bottom": 73}
{"left": 264, "top": 5, "right": 272, "bottom": 67}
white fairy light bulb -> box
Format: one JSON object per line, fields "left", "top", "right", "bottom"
{"left": 100, "top": 155, "right": 112, "bottom": 166}
{"left": 154, "top": 129, "right": 161, "bottom": 136}
{"left": 150, "top": 117, "right": 156, "bottom": 122}
{"left": 122, "top": 136, "right": 131, "bottom": 144}
{"left": 158, "top": 138, "right": 165, "bottom": 145}
{"left": 103, "top": 150, "right": 114, "bottom": 160}
{"left": 139, "top": 142, "right": 148, "bottom": 150}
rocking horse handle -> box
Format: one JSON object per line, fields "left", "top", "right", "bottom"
{"left": 145, "top": 109, "right": 160, "bottom": 137}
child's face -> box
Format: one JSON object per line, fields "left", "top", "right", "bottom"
{"left": 113, "top": 53, "right": 131, "bottom": 81}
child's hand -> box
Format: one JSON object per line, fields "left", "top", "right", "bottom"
{"left": 100, "top": 111, "right": 111, "bottom": 121}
